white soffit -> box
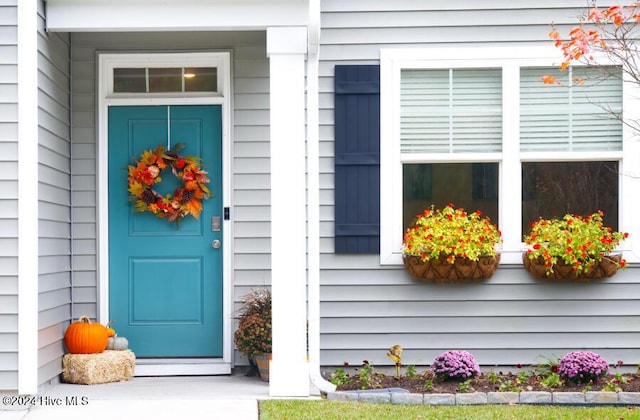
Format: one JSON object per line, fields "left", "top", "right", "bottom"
{"left": 45, "top": 0, "right": 309, "bottom": 32}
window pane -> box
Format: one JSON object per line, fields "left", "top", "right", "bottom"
{"left": 184, "top": 67, "right": 217, "bottom": 92}
{"left": 403, "top": 163, "right": 499, "bottom": 230}
{"left": 400, "top": 69, "right": 502, "bottom": 154}
{"left": 522, "top": 161, "right": 619, "bottom": 233}
{"left": 520, "top": 67, "right": 622, "bottom": 152}
{"left": 148, "top": 68, "right": 182, "bottom": 92}
{"left": 114, "top": 68, "right": 146, "bottom": 92}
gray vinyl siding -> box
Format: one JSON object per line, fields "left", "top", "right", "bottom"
{"left": 232, "top": 42, "right": 272, "bottom": 297}
{"left": 0, "top": 0, "right": 18, "bottom": 391}
{"left": 318, "top": 0, "right": 640, "bottom": 368}
{"left": 37, "top": 0, "right": 71, "bottom": 387}
{"left": 69, "top": 32, "right": 270, "bottom": 364}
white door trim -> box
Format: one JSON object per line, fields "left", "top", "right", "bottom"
{"left": 97, "top": 52, "right": 233, "bottom": 375}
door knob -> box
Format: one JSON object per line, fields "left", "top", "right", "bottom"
{"left": 211, "top": 239, "right": 221, "bottom": 249}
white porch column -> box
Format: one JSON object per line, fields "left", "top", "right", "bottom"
{"left": 267, "top": 26, "right": 310, "bottom": 397}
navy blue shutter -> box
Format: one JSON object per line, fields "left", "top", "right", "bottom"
{"left": 334, "top": 65, "right": 380, "bottom": 253}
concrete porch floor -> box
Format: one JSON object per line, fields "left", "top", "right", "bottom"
{"left": 1, "top": 374, "right": 280, "bottom": 420}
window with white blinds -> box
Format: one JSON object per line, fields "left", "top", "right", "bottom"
{"left": 520, "top": 67, "right": 622, "bottom": 152}
{"left": 400, "top": 68, "right": 502, "bottom": 154}
{"left": 381, "top": 47, "right": 638, "bottom": 267}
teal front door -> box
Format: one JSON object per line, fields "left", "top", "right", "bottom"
{"left": 108, "top": 105, "right": 223, "bottom": 357}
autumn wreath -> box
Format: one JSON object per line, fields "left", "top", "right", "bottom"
{"left": 127, "top": 143, "right": 210, "bottom": 222}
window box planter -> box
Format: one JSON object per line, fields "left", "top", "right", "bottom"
{"left": 522, "top": 212, "right": 628, "bottom": 281}
{"left": 402, "top": 204, "right": 502, "bottom": 283}
{"left": 522, "top": 252, "right": 622, "bottom": 280}
{"left": 403, "top": 254, "right": 500, "bottom": 283}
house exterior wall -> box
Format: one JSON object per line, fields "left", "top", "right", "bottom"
{"left": 36, "top": 0, "right": 72, "bottom": 387}
{"left": 318, "top": 0, "right": 640, "bottom": 367}
{"left": 4, "top": 1, "right": 636, "bottom": 391}
{"left": 0, "top": 0, "right": 19, "bottom": 391}
{"left": 69, "top": 31, "right": 271, "bottom": 364}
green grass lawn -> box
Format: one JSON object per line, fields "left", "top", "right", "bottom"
{"left": 260, "top": 399, "right": 640, "bottom": 420}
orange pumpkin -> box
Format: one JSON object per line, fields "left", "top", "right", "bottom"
{"left": 105, "top": 320, "right": 116, "bottom": 337}
{"left": 64, "top": 316, "right": 109, "bottom": 354}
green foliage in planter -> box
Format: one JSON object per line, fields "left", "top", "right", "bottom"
{"left": 403, "top": 204, "right": 502, "bottom": 263}
{"left": 234, "top": 289, "right": 271, "bottom": 358}
{"left": 524, "top": 211, "right": 628, "bottom": 276}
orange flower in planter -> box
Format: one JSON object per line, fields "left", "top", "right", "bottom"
{"left": 403, "top": 204, "right": 502, "bottom": 263}
{"left": 402, "top": 204, "right": 502, "bottom": 282}
{"left": 523, "top": 211, "right": 628, "bottom": 278}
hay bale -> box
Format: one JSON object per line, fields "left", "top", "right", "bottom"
{"left": 62, "top": 350, "right": 135, "bottom": 385}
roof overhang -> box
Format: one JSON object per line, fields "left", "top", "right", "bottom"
{"left": 45, "top": 0, "right": 308, "bottom": 32}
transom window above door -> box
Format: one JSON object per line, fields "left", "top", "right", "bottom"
{"left": 102, "top": 52, "right": 229, "bottom": 97}
{"left": 113, "top": 67, "right": 218, "bottom": 93}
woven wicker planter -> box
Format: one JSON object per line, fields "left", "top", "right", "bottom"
{"left": 522, "top": 252, "right": 621, "bottom": 281}
{"left": 403, "top": 254, "right": 500, "bottom": 283}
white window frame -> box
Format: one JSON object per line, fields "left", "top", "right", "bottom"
{"left": 380, "top": 46, "right": 640, "bottom": 266}
{"left": 103, "top": 53, "right": 228, "bottom": 98}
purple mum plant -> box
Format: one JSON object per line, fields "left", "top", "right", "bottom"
{"left": 558, "top": 351, "right": 609, "bottom": 384}
{"left": 431, "top": 350, "right": 481, "bottom": 380}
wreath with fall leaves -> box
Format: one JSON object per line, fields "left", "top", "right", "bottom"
{"left": 127, "top": 143, "right": 211, "bottom": 222}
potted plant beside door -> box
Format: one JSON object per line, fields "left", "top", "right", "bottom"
{"left": 234, "top": 289, "right": 272, "bottom": 381}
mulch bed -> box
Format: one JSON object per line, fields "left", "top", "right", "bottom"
{"left": 336, "top": 371, "right": 640, "bottom": 394}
